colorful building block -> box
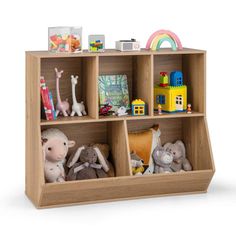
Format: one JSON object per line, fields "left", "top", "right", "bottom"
{"left": 170, "top": 71, "right": 183, "bottom": 86}
{"left": 154, "top": 71, "right": 187, "bottom": 112}
{"left": 132, "top": 99, "right": 145, "bottom": 116}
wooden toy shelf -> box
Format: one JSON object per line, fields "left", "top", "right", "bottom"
{"left": 26, "top": 48, "right": 215, "bottom": 208}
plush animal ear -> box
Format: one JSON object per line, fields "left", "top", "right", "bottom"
{"left": 41, "top": 138, "right": 48, "bottom": 146}
{"left": 163, "top": 142, "right": 172, "bottom": 150}
{"left": 175, "top": 140, "right": 186, "bottom": 158}
{"left": 67, "top": 145, "right": 85, "bottom": 168}
{"left": 68, "top": 140, "right": 75, "bottom": 148}
{"left": 94, "top": 147, "right": 109, "bottom": 172}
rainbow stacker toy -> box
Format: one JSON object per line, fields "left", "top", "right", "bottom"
{"left": 146, "top": 29, "right": 183, "bottom": 51}
{"left": 154, "top": 71, "right": 187, "bottom": 112}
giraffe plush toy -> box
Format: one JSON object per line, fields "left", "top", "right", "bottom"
{"left": 70, "top": 75, "right": 87, "bottom": 117}
{"left": 55, "top": 68, "right": 70, "bottom": 117}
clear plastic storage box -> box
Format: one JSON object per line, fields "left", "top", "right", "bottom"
{"left": 48, "top": 27, "right": 82, "bottom": 53}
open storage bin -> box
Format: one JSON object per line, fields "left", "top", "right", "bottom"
{"left": 127, "top": 117, "right": 214, "bottom": 171}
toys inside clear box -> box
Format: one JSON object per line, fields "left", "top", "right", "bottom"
{"left": 48, "top": 27, "right": 82, "bottom": 53}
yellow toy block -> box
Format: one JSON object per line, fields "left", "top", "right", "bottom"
{"left": 132, "top": 99, "right": 145, "bottom": 116}
{"left": 154, "top": 85, "right": 187, "bottom": 112}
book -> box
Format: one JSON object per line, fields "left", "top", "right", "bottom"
{"left": 49, "top": 92, "right": 56, "bottom": 120}
{"left": 98, "top": 75, "right": 130, "bottom": 111}
{"left": 40, "top": 77, "right": 54, "bottom": 121}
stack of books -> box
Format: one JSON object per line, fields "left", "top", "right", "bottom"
{"left": 40, "top": 76, "right": 56, "bottom": 120}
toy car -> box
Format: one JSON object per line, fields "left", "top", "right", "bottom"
{"left": 99, "top": 103, "right": 112, "bottom": 115}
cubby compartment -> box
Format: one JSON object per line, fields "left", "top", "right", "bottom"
{"left": 41, "top": 120, "right": 131, "bottom": 183}
{"left": 40, "top": 56, "right": 98, "bottom": 122}
{"left": 127, "top": 116, "right": 214, "bottom": 172}
{"left": 153, "top": 53, "right": 205, "bottom": 116}
{"left": 98, "top": 55, "right": 152, "bottom": 118}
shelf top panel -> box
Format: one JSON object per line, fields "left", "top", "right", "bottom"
{"left": 26, "top": 48, "right": 206, "bottom": 58}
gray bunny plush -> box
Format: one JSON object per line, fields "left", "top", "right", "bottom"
{"left": 164, "top": 140, "right": 192, "bottom": 172}
{"left": 152, "top": 145, "right": 174, "bottom": 173}
{"left": 66, "top": 144, "right": 115, "bottom": 181}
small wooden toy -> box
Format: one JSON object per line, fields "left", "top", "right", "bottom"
{"left": 116, "top": 106, "right": 128, "bottom": 116}
{"left": 70, "top": 75, "right": 87, "bottom": 117}
{"left": 88, "top": 35, "right": 105, "bottom": 52}
{"left": 99, "top": 103, "right": 112, "bottom": 116}
{"left": 157, "top": 104, "right": 162, "bottom": 115}
{"left": 146, "top": 29, "right": 183, "bottom": 51}
{"left": 187, "top": 104, "right": 192, "bottom": 114}
{"left": 132, "top": 99, "right": 145, "bottom": 116}
{"left": 55, "top": 68, "right": 70, "bottom": 117}
{"left": 154, "top": 71, "right": 187, "bottom": 112}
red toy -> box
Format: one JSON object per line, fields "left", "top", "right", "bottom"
{"left": 99, "top": 104, "right": 112, "bottom": 115}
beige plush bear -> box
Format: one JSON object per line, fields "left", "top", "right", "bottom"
{"left": 163, "top": 140, "right": 192, "bottom": 172}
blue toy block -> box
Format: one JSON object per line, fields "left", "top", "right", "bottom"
{"left": 170, "top": 71, "right": 183, "bottom": 86}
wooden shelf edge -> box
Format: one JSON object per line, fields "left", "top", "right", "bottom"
{"left": 37, "top": 190, "right": 208, "bottom": 209}
{"left": 44, "top": 169, "right": 214, "bottom": 188}
{"left": 40, "top": 112, "right": 205, "bottom": 126}
{"left": 26, "top": 48, "right": 206, "bottom": 58}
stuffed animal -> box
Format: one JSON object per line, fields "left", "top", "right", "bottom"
{"left": 66, "top": 144, "right": 115, "bottom": 181}
{"left": 130, "top": 152, "right": 144, "bottom": 175}
{"left": 152, "top": 145, "right": 174, "bottom": 173}
{"left": 41, "top": 128, "right": 75, "bottom": 183}
{"left": 163, "top": 140, "right": 192, "bottom": 172}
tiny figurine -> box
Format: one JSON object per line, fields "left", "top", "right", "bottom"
{"left": 115, "top": 39, "right": 140, "bottom": 51}
{"left": 99, "top": 103, "right": 112, "bottom": 116}
{"left": 154, "top": 70, "right": 187, "bottom": 112}
{"left": 88, "top": 35, "right": 105, "bottom": 52}
{"left": 157, "top": 104, "right": 162, "bottom": 115}
{"left": 146, "top": 29, "right": 183, "bottom": 51}
{"left": 116, "top": 106, "right": 128, "bottom": 116}
{"left": 187, "top": 104, "right": 192, "bottom": 114}
{"left": 131, "top": 99, "right": 145, "bottom": 116}
{"left": 55, "top": 68, "right": 70, "bottom": 117}
{"left": 42, "top": 128, "right": 75, "bottom": 183}
{"left": 130, "top": 152, "right": 144, "bottom": 176}
{"left": 70, "top": 75, "right": 87, "bottom": 117}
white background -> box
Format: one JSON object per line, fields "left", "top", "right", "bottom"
{"left": 1, "top": 0, "right": 235, "bottom": 235}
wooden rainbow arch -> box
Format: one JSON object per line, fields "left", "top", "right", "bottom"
{"left": 146, "top": 30, "right": 183, "bottom": 51}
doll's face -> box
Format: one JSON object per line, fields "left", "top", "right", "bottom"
{"left": 43, "top": 138, "right": 69, "bottom": 162}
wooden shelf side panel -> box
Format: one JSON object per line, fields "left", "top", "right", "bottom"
{"left": 107, "top": 121, "right": 132, "bottom": 177}
{"left": 83, "top": 56, "right": 99, "bottom": 119}
{"left": 133, "top": 55, "right": 153, "bottom": 115}
{"left": 182, "top": 117, "right": 215, "bottom": 171}
{"left": 183, "top": 53, "right": 206, "bottom": 114}
{"left": 25, "top": 54, "right": 44, "bottom": 206}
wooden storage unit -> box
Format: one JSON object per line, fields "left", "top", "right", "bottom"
{"left": 26, "top": 48, "right": 215, "bottom": 208}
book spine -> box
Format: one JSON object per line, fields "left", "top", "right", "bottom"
{"left": 49, "top": 92, "right": 56, "bottom": 120}
{"left": 40, "top": 77, "right": 54, "bottom": 121}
